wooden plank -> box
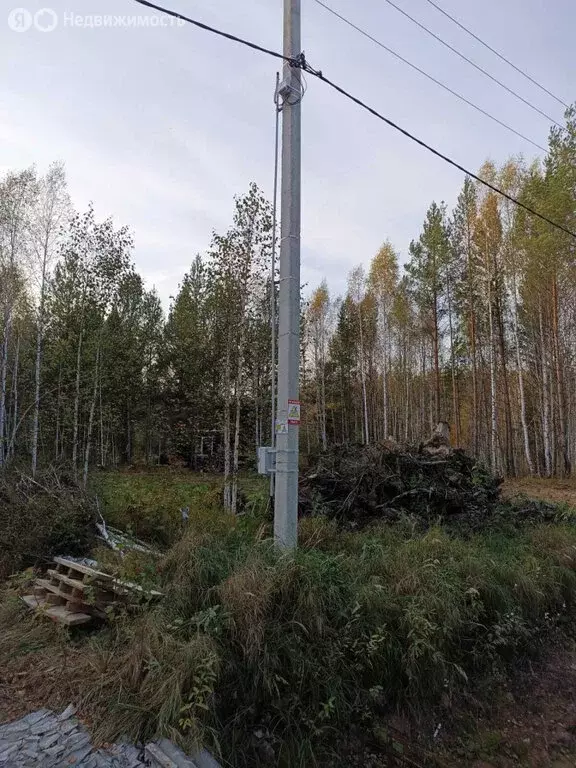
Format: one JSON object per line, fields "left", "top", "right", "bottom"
{"left": 21, "top": 594, "right": 92, "bottom": 626}
{"left": 53, "top": 557, "right": 112, "bottom": 582}
{"left": 22, "top": 594, "right": 43, "bottom": 609}
{"left": 47, "top": 569, "right": 90, "bottom": 593}
{"left": 44, "top": 605, "right": 92, "bottom": 627}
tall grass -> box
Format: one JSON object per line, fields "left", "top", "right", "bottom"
{"left": 91, "top": 470, "right": 268, "bottom": 545}
{"left": 5, "top": 471, "right": 576, "bottom": 765}
{"left": 71, "top": 519, "right": 576, "bottom": 766}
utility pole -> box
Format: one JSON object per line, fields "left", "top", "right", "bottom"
{"left": 274, "top": 0, "right": 301, "bottom": 549}
{"left": 269, "top": 72, "right": 281, "bottom": 501}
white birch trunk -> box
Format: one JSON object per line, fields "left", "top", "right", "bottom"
{"left": 512, "top": 277, "right": 534, "bottom": 474}
{"left": 0, "top": 310, "right": 12, "bottom": 469}
{"left": 540, "top": 306, "right": 552, "bottom": 476}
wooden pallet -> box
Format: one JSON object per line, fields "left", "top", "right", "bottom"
{"left": 23, "top": 556, "right": 163, "bottom": 627}
{"left": 24, "top": 557, "right": 118, "bottom": 626}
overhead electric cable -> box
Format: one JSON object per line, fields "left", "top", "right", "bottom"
{"left": 311, "top": 0, "right": 547, "bottom": 153}
{"left": 130, "top": 0, "right": 576, "bottom": 241}
{"left": 133, "top": 0, "right": 296, "bottom": 64}
{"left": 309, "top": 69, "right": 576, "bottom": 239}
{"left": 423, "top": 0, "right": 569, "bottom": 109}
{"left": 381, "top": 0, "right": 562, "bottom": 127}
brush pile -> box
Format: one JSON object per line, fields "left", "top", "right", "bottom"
{"left": 299, "top": 436, "right": 505, "bottom": 530}
{"left": 0, "top": 469, "right": 96, "bottom": 581}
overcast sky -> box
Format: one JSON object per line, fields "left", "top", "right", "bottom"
{"left": 1, "top": 0, "right": 573, "bottom": 306}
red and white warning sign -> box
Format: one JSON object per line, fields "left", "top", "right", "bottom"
{"left": 287, "top": 399, "right": 301, "bottom": 425}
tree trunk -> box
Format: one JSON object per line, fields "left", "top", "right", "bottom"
{"left": 31, "top": 246, "right": 48, "bottom": 477}
{"left": 320, "top": 340, "right": 327, "bottom": 450}
{"left": 382, "top": 310, "right": 389, "bottom": 437}
{"left": 446, "top": 272, "right": 460, "bottom": 445}
{"left": 231, "top": 318, "right": 247, "bottom": 515}
{"left": 539, "top": 304, "right": 552, "bottom": 476}
{"left": 358, "top": 305, "right": 370, "bottom": 445}
{"left": 512, "top": 275, "right": 533, "bottom": 474}
{"left": 0, "top": 309, "right": 12, "bottom": 469}
{"left": 71, "top": 328, "right": 84, "bottom": 480}
{"left": 222, "top": 331, "right": 232, "bottom": 511}
{"left": 83, "top": 343, "right": 100, "bottom": 487}
{"left": 432, "top": 291, "right": 441, "bottom": 424}
{"left": 8, "top": 333, "right": 20, "bottom": 463}
{"left": 488, "top": 298, "right": 498, "bottom": 473}
{"left": 54, "top": 366, "right": 62, "bottom": 461}
{"left": 551, "top": 278, "right": 570, "bottom": 476}
{"left": 494, "top": 288, "right": 515, "bottom": 476}
{"left": 99, "top": 380, "right": 105, "bottom": 467}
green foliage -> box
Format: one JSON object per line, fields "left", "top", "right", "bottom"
{"left": 91, "top": 470, "right": 232, "bottom": 545}
{"left": 70, "top": 516, "right": 576, "bottom": 766}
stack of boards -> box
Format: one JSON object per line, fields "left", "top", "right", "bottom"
{"left": 22, "top": 556, "right": 162, "bottom": 627}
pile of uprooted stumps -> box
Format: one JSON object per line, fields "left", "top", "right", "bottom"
{"left": 299, "top": 424, "right": 561, "bottom": 531}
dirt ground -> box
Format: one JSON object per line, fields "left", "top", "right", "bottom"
{"left": 503, "top": 477, "right": 576, "bottom": 510}
{"left": 437, "top": 645, "right": 576, "bottom": 767}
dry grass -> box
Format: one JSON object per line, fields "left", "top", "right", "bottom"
{"left": 0, "top": 588, "right": 94, "bottom": 724}
{"left": 503, "top": 477, "right": 576, "bottom": 510}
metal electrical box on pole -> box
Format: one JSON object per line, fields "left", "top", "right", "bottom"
{"left": 274, "top": 0, "right": 301, "bottom": 549}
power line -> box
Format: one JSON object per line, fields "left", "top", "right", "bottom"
{"left": 132, "top": 0, "right": 295, "bottom": 65}
{"left": 311, "top": 0, "right": 547, "bottom": 153}
{"left": 308, "top": 69, "right": 576, "bottom": 239}
{"left": 129, "top": 0, "right": 576, "bottom": 241}
{"left": 382, "top": 0, "right": 562, "bottom": 128}
{"left": 423, "top": 0, "right": 569, "bottom": 110}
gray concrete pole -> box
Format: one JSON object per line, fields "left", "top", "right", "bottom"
{"left": 269, "top": 72, "right": 280, "bottom": 501}
{"left": 274, "top": 0, "right": 301, "bottom": 549}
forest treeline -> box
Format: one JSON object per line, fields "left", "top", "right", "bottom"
{"left": 1, "top": 108, "right": 575, "bottom": 495}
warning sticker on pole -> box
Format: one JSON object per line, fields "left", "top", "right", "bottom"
{"left": 275, "top": 420, "right": 288, "bottom": 434}
{"left": 287, "top": 399, "right": 301, "bottom": 425}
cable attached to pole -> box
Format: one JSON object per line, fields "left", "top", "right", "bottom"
{"left": 129, "top": 0, "right": 576, "bottom": 242}
{"left": 311, "top": 0, "right": 548, "bottom": 153}
{"left": 305, "top": 68, "right": 576, "bottom": 239}
{"left": 133, "top": 0, "right": 297, "bottom": 65}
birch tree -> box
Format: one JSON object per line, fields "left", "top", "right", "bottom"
{"left": 29, "top": 162, "right": 70, "bottom": 476}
